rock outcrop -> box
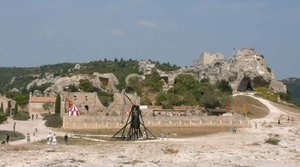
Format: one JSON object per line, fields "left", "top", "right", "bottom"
{"left": 138, "top": 48, "right": 286, "bottom": 93}
{"left": 27, "top": 48, "right": 286, "bottom": 97}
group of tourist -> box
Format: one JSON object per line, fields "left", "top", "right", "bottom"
{"left": 46, "top": 133, "right": 57, "bottom": 145}
{"left": 46, "top": 133, "right": 69, "bottom": 145}
{"left": 31, "top": 114, "right": 38, "bottom": 121}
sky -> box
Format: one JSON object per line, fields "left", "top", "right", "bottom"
{"left": 0, "top": 0, "right": 299, "bottom": 80}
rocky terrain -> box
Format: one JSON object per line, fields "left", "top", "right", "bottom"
{"left": 1, "top": 96, "right": 300, "bottom": 167}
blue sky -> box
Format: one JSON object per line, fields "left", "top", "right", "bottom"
{"left": 0, "top": 0, "right": 299, "bottom": 79}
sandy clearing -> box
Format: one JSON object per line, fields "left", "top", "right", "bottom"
{"left": 1, "top": 95, "right": 300, "bottom": 167}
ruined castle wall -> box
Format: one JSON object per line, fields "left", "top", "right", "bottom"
{"left": 29, "top": 103, "right": 53, "bottom": 115}
{"left": 0, "top": 96, "right": 17, "bottom": 112}
{"left": 62, "top": 115, "right": 250, "bottom": 129}
{"left": 61, "top": 92, "right": 104, "bottom": 114}
{"left": 194, "top": 52, "right": 224, "bottom": 66}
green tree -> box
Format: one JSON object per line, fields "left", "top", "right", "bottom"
{"left": 145, "top": 71, "right": 164, "bottom": 92}
{"left": 43, "top": 101, "right": 53, "bottom": 114}
{"left": 127, "top": 76, "right": 142, "bottom": 96}
{"left": 55, "top": 93, "right": 61, "bottom": 114}
{"left": 64, "top": 84, "right": 79, "bottom": 92}
{"left": 216, "top": 79, "right": 233, "bottom": 95}
{"left": 0, "top": 102, "right": 3, "bottom": 113}
{"left": 199, "top": 85, "right": 229, "bottom": 109}
{"left": 14, "top": 102, "right": 18, "bottom": 116}
{"left": 79, "top": 79, "right": 94, "bottom": 92}
{"left": 183, "top": 91, "right": 198, "bottom": 106}
{"left": 14, "top": 95, "right": 29, "bottom": 105}
{"left": 97, "top": 91, "right": 114, "bottom": 107}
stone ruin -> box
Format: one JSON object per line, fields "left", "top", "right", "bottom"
{"left": 138, "top": 48, "right": 286, "bottom": 93}
{"left": 26, "top": 48, "right": 286, "bottom": 116}
{"left": 192, "top": 48, "right": 286, "bottom": 93}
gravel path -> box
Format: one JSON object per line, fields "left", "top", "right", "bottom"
{"left": 0, "top": 117, "right": 65, "bottom": 145}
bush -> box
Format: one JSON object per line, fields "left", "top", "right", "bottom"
{"left": 254, "top": 87, "right": 278, "bottom": 102}
{"left": 0, "top": 113, "right": 7, "bottom": 124}
{"left": 267, "top": 67, "right": 272, "bottom": 73}
{"left": 13, "top": 111, "right": 30, "bottom": 121}
{"left": 43, "top": 113, "right": 62, "bottom": 128}
{"left": 265, "top": 134, "right": 280, "bottom": 145}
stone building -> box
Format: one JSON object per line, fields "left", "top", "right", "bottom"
{"left": 28, "top": 92, "right": 56, "bottom": 115}
{"left": 193, "top": 52, "right": 224, "bottom": 66}
{"left": 0, "top": 96, "right": 17, "bottom": 116}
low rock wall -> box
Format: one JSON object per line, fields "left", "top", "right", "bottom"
{"left": 62, "top": 115, "right": 250, "bottom": 129}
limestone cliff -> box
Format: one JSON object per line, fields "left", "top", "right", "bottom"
{"left": 137, "top": 48, "right": 286, "bottom": 93}
{"left": 193, "top": 48, "right": 286, "bottom": 92}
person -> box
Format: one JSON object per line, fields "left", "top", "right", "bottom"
{"left": 35, "top": 114, "right": 38, "bottom": 120}
{"left": 6, "top": 134, "right": 9, "bottom": 145}
{"left": 255, "top": 122, "right": 257, "bottom": 129}
{"left": 288, "top": 116, "right": 290, "bottom": 121}
{"left": 27, "top": 133, "right": 31, "bottom": 144}
{"left": 35, "top": 128, "right": 38, "bottom": 137}
{"left": 31, "top": 114, "right": 34, "bottom": 120}
{"left": 232, "top": 125, "right": 236, "bottom": 134}
{"left": 47, "top": 133, "right": 52, "bottom": 145}
{"left": 52, "top": 134, "right": 57, "bottom": 145}
{"left": 166, "top": 131, "right": 170, "bottom": 140}
{"left": 278, "top": 119, "right": 281, "bottom": 124}
{"left": 161, "top": 133, "right": 164, "bottom": 141}
{"left": 64, "top": 134, "right": 69, "bottom": 145}
{"left": 143, "top": 130, "right": 147, "bottom": 141}
{"left": 1, "top": 138, "right": 6, "bottom": 145}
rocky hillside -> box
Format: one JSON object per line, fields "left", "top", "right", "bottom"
{"left": 0, "top": 48, "right": 293, "bottom": 106}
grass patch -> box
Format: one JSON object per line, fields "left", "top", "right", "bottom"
{"left": 0, "top": 130, "right": 25, "bottom": 142}
{"left": 230, "top": 95, "right": 269, "bottom": 119}
{"left": 34, "top": 136, "right": 100, "bottom": 145}
{"left": 0, "top": 113, "right": 7, "bottom": 124}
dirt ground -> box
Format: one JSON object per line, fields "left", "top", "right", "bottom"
{"left": 1, "top": 95, "right": 300, "bottom": 167}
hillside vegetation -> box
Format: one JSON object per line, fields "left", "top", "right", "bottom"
{"left": 0, "top": 59, "right": 295, "bottom": 114}
{"left": 281, "top": 78, "right": 300, "bottom": 106}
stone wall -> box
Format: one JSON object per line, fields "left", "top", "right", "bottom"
{"left": 62, "top": 115, "right": 250, "bottom": 129}
{"left": 0, "top": 96, "right": 19, "bottom": 115}
{"left": 29, "top": 103, "right": 54, "bottom": 115}
{"left": 194, "top": 52, "right": 224, "bottom": 66}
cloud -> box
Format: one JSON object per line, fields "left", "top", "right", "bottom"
{"left": 109, "top": 29, "right": 124, "bottom": 36}
{"left": 136, "top": 20, "right": 159, "bottom": 29}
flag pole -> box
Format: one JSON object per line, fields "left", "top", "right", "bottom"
{"left": 233, "top": 47, "right": 235, "bottom": 56}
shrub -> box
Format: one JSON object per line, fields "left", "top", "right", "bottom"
{"left": 141, "top": 97, "right": 152, "bottom": 106}
{"left": 265, "top": 134, "right": 280, "bottom": 145}
{"left": 43, "top": 113, "right": 62, "bottom": 128}
{"left": 13, "top": 111, "right": 30, "bottom": 120}
{"left": 254, "top": 87, "right": 278, "bottom": 102}
{"left": 267, "top": 67, "right": 272, "bottom": 73}
{"left": 0, "top": 113, "right": 7, "bottom": 124}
